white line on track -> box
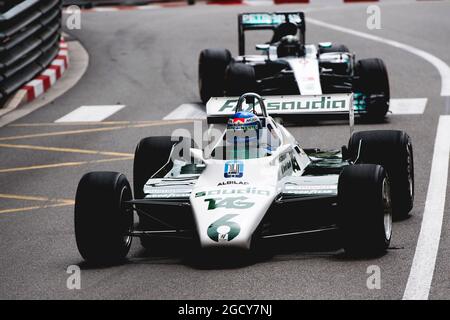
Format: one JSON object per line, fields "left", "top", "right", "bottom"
{"left": 403, "top": 115, "right": 450, "bottom": 300}
{"left": 136, "top": 5, "right": 159, "bottom": 10}
{"left": 389, "top": 98, "right": 427, "bottom": 115}
{"left": 243, "top": 0, "right": 275, "bottom": 6}
{"left": 86, "top": 7, "right": 118, "bottom": 12}
{"left": 307, "top": 18, "right": 450, "bottom": 96}
{"left": 55, "top": 105, "right": 126, "bottom": 122}
{"left": 163, "top": 103, "right": 205, "bottom": 120}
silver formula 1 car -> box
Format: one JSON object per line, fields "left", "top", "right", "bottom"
{"left": 74, "top": 93, "right": 413, "bottom": 265}
{"left": 199, "top": 11, "right": 390, "bottom": 121}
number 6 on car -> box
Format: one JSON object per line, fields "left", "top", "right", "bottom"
{"left": 207, "top": 214, "right": 241, "bottom": 243}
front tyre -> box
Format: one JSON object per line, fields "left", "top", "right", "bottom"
{"left": 75, "top": 172, "right": 133, "bottom": 265}
{"left": 199, "top": 49, "right": 232, "bottom": 104}
{"left": 338, "top": 164, "right": 392, "bottom": 257}
{"left": 225, "top": 62, "right": 257, "bottom": 97}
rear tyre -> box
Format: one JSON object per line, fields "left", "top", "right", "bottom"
{"left": 354, "top": 58, "right": 390, "bottom": 121}
{"left": 348, "top": 130, "right": 414, "bottom": 220}
{"left": 134, "top": 137, "right": 177, "bottom": 200}
{"left": 133, "top": 136, "right": 193, "bottom": 249}
{"left": 199, "top": 49, "right": 232, "bottom": 104}
{"left": 225, "top": 62, "right": 257, "bottom": 96}
{"left": 75, "top": 172, "right": 133, "bottom": 265}
{"left": 338, "top": 164, "right": 392, "bottom": 257}
{"left": 319, "top": 44, "right": 349, "bottom": 54}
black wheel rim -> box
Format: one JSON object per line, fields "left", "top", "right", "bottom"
{"left": 119, "top": 186, "right": 133, "bottom": 248}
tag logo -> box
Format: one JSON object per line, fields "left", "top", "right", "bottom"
{"left": 204, "top": 197, "right": 254, "bottom": 210}
{"left": 224, "top": 161, "right": 244, "bottom": 178}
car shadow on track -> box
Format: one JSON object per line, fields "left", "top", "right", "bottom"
{"left": 74, "top": 230, "right": 391, "bottom": 270}
{"left": 127, "top": 231, "right": 386, "bottom": 270}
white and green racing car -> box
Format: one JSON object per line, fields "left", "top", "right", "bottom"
{"left": 74, "top": 93, "right": 414, "bottom": 265}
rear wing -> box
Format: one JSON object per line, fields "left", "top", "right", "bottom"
{"left": 207, "top": 93, "right": 354, "bottom": 133}
{"left": 238, "top": 12, "right": 306, "bottom": 55}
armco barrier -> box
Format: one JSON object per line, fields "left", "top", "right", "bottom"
{"left": 0, "top": 0, "right": 62, "bottom": 106}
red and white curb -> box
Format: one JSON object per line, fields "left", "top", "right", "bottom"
{"left": 18, "top": 39, "right": 69, "bottom": 103}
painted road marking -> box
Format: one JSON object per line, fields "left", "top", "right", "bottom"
{"left": 55, "top": 105, "right": 126, "bottom": 123}
{"left": 0, "top": 203, "right": 72, "bottom": 214}
{"left": 136, "top": 5, "right": 160, "bottom": 10}
{"left": 0, "top": 156, "right": 133, "bottom": 174}
{"left": 0, "top": 120, "right": 194, "bottom": 141}
{"left": 0, "top": 143, "right": 132, "bottom": 157}
{"left": 403, "top": 115, "right": 450, "bottom": 300}
{"left": 390, "top": 98, "right": 427, "bottom": 115}
{"left": 163, "top": 103, "right": 205, "bottom": 120}
{"left": 0, "top": 194, "right": 68, "bottom": 202}
{"left": 0, "top": 119, "right": 193, "bottom": 174}
{"left": 87, "top": 7, "right": 119, "bottom": 12}
{"left": 307, "top": 18, "right": 450, "bottom": 96}
{"left": 0, "top": 125, "right": 125, "bottom": 141}
{"left": 8, "top": 120, "right": 160, "bottom": 127}
{"left": 243, "top": 0, "right": 275, "bottom": 6}
{"left": 0, "top": 193, "right": 74, "bottom": 215}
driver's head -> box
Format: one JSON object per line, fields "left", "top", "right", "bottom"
{"left": 226, "top": 111, "right": 261, "bottom": 145}
{"left": 277, "top": 35, "right": 305, "bottom": 58}
{"left": 270, "top": 22, "right": 298, "bottom": 44}
{"left": 227, "top": 111, "right": 261, "bottom": 132}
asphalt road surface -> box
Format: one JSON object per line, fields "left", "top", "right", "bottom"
{"left": 1, "top": 0, "right": 450, "bottom": 300}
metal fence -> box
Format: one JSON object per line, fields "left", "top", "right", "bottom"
{"left": 0, "top": 0, "right": 62, "bottom": 106}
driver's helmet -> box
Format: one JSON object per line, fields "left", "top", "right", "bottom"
{"left": 277, "top": 35, "right": 304, "bottom": 58}
{"left": 226, "top": 111, "right": 261, "bottom": 144}
{"left": 227, "top": 111, "right": 261, "bottom": 131}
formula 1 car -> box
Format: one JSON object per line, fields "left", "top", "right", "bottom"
{"left": 74, "top": 93, "right": 413, "bottom": 265}
{"left": 199, "top": 12, "right": 390, "bottom": 121}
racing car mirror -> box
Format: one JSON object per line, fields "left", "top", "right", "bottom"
{"left": 255, "top": 44, "right": 270, "bottom": 51}
{"left": 256, "top": 44, "right": 270, "bottom": 59}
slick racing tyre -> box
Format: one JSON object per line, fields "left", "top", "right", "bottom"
{"left": 199, "top": 49, "right": 232, "bottom": 104}
{"left": 75, "top": 172, "right": 133, "bottom": 265}
{"left": 348, "top": 130, "right": 414, "bottom": 220}
{"left": 225, "top": 62, "right": 257, "bottom": 97}
{"left": 134, "top": 136, "right": 177, "bottom": 200}
{"left": 354, "top": 58, "right": 390, "bottom": 121}
{"left": 133, "top": 136, "right": 193, "bottom": 249}
{"left": 338, "top": 164, "right": 392, "bottom": 257}
{"left": 319, "top": 44, "right": 349, "bottom": 54}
